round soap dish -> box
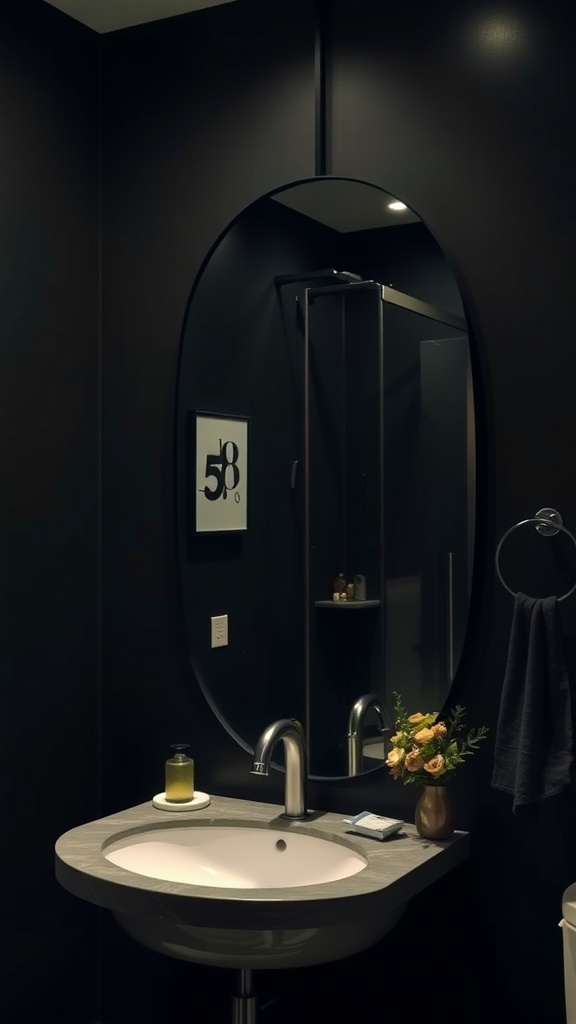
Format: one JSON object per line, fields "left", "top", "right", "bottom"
{"left": 152, "top": 791, "right": 211, "bottom": 812}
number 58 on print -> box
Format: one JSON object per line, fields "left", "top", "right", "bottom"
{"left": 194, "top": 411, "right": 248, "bottom": 534}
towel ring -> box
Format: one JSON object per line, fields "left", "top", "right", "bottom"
{"left": 495, "top": 508, "right": 576, "bottom": 602}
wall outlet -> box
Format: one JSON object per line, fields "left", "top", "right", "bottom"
{"left": 211, "top": 614, "right": 228, "bottom": 648}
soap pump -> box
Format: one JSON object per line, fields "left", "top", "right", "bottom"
{"left": 165, "top": 743, "right": 194, "bottom": 803}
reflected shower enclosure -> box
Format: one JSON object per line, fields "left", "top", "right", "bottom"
{"left": 277, "top": 276, "right": 472, "bottom": 776}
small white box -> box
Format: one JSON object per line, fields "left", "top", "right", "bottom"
{"left": 343, "top": 811, "right": 404, "bottom": 841}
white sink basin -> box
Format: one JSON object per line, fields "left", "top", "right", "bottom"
{"left": 55, "top": 795, "right": 469, "bottom": 970}
{"left": 104, "top": 826, "right": 367, "bottom": 888}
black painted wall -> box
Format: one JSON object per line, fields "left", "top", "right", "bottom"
{"left": 99, "top": 2, "right": 576, "bottom": 1021}
{"left": 5, "top": 0, "right": 576, "bottom": 1021}
{"left": 0, "top": 2, "right": 100, "bottom": 1022}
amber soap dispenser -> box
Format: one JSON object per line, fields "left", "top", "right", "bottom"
{"left": 165, "top": 743, "right": 194, "bottom": 802}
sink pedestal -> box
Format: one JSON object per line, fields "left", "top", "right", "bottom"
{"left": 232, "top": 969, "right": 257, "bottom": 1024}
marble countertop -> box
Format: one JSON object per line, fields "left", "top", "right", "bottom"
{"left": 55, "top": 793, "right": 470, "bottom": 930}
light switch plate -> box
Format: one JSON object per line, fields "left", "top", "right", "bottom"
{"left": 211, "top": 614, "right": 228, "bottom": 648}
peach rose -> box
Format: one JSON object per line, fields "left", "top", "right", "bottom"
{"left": 408, "top": 712, "right": 426, "bottom": 724}
{"left": 423, "top": 754, "right": 446, "bottom": 778}
{"left": 405, "top": 748, "right": 424, "bottom": 772}
{"left": 432, "top": 722, "right": 447, "bottom": 738}
{"left": 414, "top": 727, "right": 435, "bottom": 745}
{"left": 386, "top": 747, "right": 405, "bottom": 768}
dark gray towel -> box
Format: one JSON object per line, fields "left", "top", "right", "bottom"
{"left": 491, "top": 591, "right": 573, "bottom": 815}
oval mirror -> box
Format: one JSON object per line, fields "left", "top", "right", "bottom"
{"left": 175, "top": 176, "right": 476, "bottom": 779}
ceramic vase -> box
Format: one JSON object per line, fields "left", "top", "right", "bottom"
{"left": 414, "top": 784, "right": 454, "bottom": 840}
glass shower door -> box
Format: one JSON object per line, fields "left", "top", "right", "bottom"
{"left": 305, "top": 281, "right": 385, "bottom": 776}
{"left": 304, "top": 281, "right": 471, "bottom": 775}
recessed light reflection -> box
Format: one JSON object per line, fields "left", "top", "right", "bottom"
{"left": 476, "top": 13, "right": 526, "bottom": 54}
{"left": 388, "top": 201, "right": 408, "bottom": 211}
{"left": 456, "top": 9, "right": 533, "bottom": 67}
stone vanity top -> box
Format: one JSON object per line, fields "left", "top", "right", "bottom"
{"left": 55, "top": 794, "right": 470, "bottom": 929}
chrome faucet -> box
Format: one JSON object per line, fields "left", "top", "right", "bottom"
{"left": 250, "top": 718, "right": 308, "bottom": 819}
{"left": 347, "top": 694, "right": 391, "bottom": 776}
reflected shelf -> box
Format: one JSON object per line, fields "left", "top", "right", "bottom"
{"left": 314, "top": 600, "right": 381, "bottom": 609}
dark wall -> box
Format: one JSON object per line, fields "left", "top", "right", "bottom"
{"left": 5, "top": 0, "right": 576, "bottom": 1021}
{"left": 100, "top": 2, "right": 576, "bottom": 1022}
{"left": 330, "top": 3, "right": 576, "bottom": 1022}
{"left": 0, "top": 2, "right": 100, "bottom": 1022}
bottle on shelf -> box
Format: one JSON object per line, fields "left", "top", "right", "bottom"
{"left": 332, "top": 572, "right": 347, "bottom": 601}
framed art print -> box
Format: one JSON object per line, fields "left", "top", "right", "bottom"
{"left": 191, "top": 411, "right": 248, "bottom": 533}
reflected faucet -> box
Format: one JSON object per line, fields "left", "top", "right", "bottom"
{"left": 347, "top": 694, "right": 392, "bottom": 776}
{"left": 250, "top": 718, "right": 308, "bottom": 819}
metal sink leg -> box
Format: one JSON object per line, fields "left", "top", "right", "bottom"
{"left": 232, "top": 968, "right": 258, "bottom": 1024}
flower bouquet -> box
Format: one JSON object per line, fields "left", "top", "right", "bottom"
{"left": 386, "top": 691, "right": 488, "bottom": 786}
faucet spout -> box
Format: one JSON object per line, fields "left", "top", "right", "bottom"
{"left": 251, "top": 718, "right": 308, "bottom": 819}
{"left": 347, "top": 694, "right": 391, "bottom": 776}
